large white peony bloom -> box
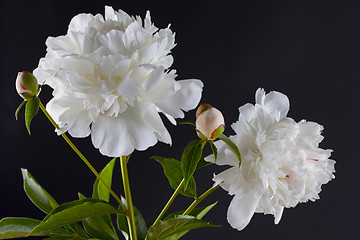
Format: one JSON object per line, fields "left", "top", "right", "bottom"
{"left": 34, "top": 6, "right": 203, "bottom": 157}
{"left": 206, "top": 88, "right": 335, "bottom": 231}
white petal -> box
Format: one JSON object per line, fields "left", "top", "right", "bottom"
{"left": 100, "top": 30, "right": 127, "bottom": 54}
{"left": 274, "top": 206, "right": 284, "bottom": 224}
{"left": 46, "top": 36, "right": 78, "bottom": 57}
{"left": 68, "top": 13, "right": 103, "bottom": 33}
{"left": 255, "top": 88, "right": 266, "bottom": 105}
{"left": 227, "top": 187, "right": 263, "bottom": 231}
{"left": 264, "top": 90, "right": 290, "bottom": 119}
{"left": 104, "top": 6, "right": 117, "bottom": 21}
{"left": 238, "top": 103, "right": 255, "bottom": 122}
{"left": 143, "top": 66, "right": 164, "bottom": 92}
{"left": 117, "top": 73, "right": 141, "bottom": 100}
{"left": 143, "top": 104, "right": 171, "bottom": 144}
{"left": 213, "top": 167, "right": 241, "bottom": 193}
{"left": 91, "top": 104, "right": 163, "bottom": 157}
{"left": 156, "top": 79, "right": 203, "bottom": 118}
{"left": 45, "top": 98, "right": 67, "bottom": 127}
{"left": 91, "top": 115, "right": 133, "bottom": 157}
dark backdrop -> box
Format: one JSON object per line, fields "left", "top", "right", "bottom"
{"left": 0, "top": 0, "right": 358, "bottom": 239}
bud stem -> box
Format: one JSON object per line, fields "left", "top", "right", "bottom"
{"left": 152, "top": 178, "right": 185, "bottom": 226}
{"left": 38, "top": 100, "right": 125, "bottom": 210}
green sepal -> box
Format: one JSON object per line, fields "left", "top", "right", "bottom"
{"left": 29, "top": 198, "right": 125, "bottom": 235}
{"left": 15, "top": 101, "right": 26, "bottom": 120}
{"left": 117, "top": 197, "right": 147, "bottom": 240}
{"left": 195, "top": 104, "right": 212, "bottom": 119}
{"left": 25, "top": 96, "right": 40, "bottom": 135}
{"left": 218, "top": 134, "right": 242, "bottom": 166}
{"left": 152, "top": 156, "right": 196, "bottom": 198}
{"left": 196, "top": 130, "right": 208, "bottom": 141}
{"left": 210, "top": 124, "right": 225, "bottom": 140}
{"left": 0, "top": 217, "right": 69, "bottom": 239}
{"left": 181, "top": 140, "right": 206, "bottom": 190}
{"left": 21, "top": 168, "right": 59, "bottom": 214}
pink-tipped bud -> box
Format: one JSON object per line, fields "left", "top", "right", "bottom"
{"left": 16, "top": 71, "right": 39, "bottom": 100}
{"left": 196, "top": 104, "right": 225, "bottom": 141}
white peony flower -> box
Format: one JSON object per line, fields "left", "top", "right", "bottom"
{"left": 33, "top": 6, "right": 203, "bottom": 157}
{"left": 206, "top": 88, "right": 335, "bottom": 231}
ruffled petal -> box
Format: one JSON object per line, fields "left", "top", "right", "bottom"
{"left": 91, "top": 103, "right": 168, "bottom": 157}
{"left": 34, "top": 6, "right": 203, "bottom": 158}
{"left": 58, "top": 102, "right": 96, "bottom": 138}
{"left": 264, "top": 91, "right": 289, "bottom": 119}
{"left": 143, "top": 66, "right": 164, "bottom": 92}
{"left": 238, "top": 103, "right": 255, "bottom": 122}
{"left": 213, "top": 167, "right": 241, "bottom": 193}
{"left": 68, "top": 13, "right": 104, "bottom": 33}
{"left": 255, "top": 88, "right": 290, "bottom": 119}
{"left": 156, "top": 79, "right": 203, "bottom": 118}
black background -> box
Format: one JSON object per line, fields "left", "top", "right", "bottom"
{"left": 0, "top": 0, "right": 358, "bottom": 239}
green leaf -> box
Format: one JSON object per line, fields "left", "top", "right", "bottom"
{"left": 0, "top": 217, "right": 69, "bottom": 239}
{"left": 117, "top": 197, "right": 147, "bottom": 240}
{"left": 25, "top": 96, "right": 40, "bottom": 135}
{"left": 83, "top": 214, "right": 119, "bottom": 240}
{"left": 152, "top": 156, "right": 196, "bottom": 198}
{"left": 67, "top": 223, "right": 90, "bottom": 239}
{"left": 181, "top": 140, "right": 206, "bottom": 190}
{"left": 162, "top": 220, "right": 220, "bottom": 240}
{"left": 78, "top": 193, "right": 115, "bottom": 239}
{"left": 21, "top": 168, "right": 59, "bottom": 214}
{"left": 93, "top": 158, "right": 116, "bottom": 202}
{"left": 89, "top": 159, "right": 118, "bottom": 240}
{"left": 30, "top": 198, "right": 125, "bottom": 235}
{"left": 163, "top": 203, "right": 219, "bottom": 240}
{"left": 44, "top": 237, "right": 76, "bottom": 240}
{"left": 15, "top": 101, "right": 26, "bottom": 120}
{"left": 210, "top": 141, "right": 218, "bottom": 162}
{"left": 179, "top": 121, "right": 196, "bottom": 127}
{"left": 165, "top": 202, "right": 217, "bottom": 220}
{"left": 218, "top": 134, "right": 242, "bottom": 166}
{"left": 195, "top": 155, "right": 212, "bottom": 170}
{"left": 145, "top": 216, "right": 193, "bottom": 240}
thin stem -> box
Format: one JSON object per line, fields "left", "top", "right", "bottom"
{"left": 182, "top": 184, "right": 220, "bottom": 216}
{"left": 38, "top": 100, "right": 125, "bottom": 210}
{"left": 153, "top": 178, "right": 185, "bottom": 226}
{"left": 120, "top": 156, "right": 137, "bottom": 240}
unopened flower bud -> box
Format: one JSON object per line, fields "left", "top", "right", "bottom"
{"left": 196, "top": 104, "right": 225, "bottom": 140}
{"left": 16, "top": 71, "right": 39, "bottom": 100}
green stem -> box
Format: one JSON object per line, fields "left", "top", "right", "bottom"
{"left": 182, "top": 184, "right": 220, "bottom": 216}
{"left": 120, "top": 156, "right": 137, "bottom": 240}
{"left": 38, "top": 100, "right": 125, "bottom": 210}
{"left": 153, "top": 178, "right": 185, "bottom": 226}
